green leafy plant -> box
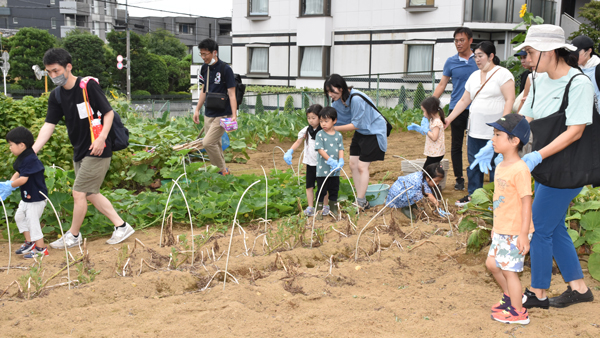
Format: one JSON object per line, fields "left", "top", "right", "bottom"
{"left": 284, "top": 95, "right": 295, "bottom": 114}
{"left": 457, "top": 183, "right": 494, "bottom": 253}
{"left": 255, "top": 93, "right": 265, "bottom": 114}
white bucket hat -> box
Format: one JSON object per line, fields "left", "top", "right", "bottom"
{"left": 513, "top": 24, "right": 576, "bottom": 52}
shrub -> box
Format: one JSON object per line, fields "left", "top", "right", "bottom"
{"left": 284, "top": 95, "right": 294, "bottom": 114}
{"left": 413, "top": 83, "right": 425, "bottom": 109}
{"left": 132, "top": 90, "right": 151, "bottom": 97}
{"left": 255, "top": 93, "right": 265, "bottom": 114}
{"left": 399, "top": 85, "right": 407, "bottom": 112}
{"left": 239, "top": 98, "right": 249, "bottom": 114}
{"left": 302, "top": 92, "right": 310, "bottom": 109}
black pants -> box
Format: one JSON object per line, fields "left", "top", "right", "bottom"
{"left": 423, "top": 155, "right": 444, "bottom": 170}
{"left": 316, "top": 176, "right": 339, "bottom": 203}
{"left": 448, "top": 108, "right": 469, "bottom": 180}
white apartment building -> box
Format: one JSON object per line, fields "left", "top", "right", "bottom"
{"left": 231, "top": 0, "right": 576, "bottom": 89}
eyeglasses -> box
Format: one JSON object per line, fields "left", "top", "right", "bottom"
{"left": 199, "top": 52, "right": 213, "bottom": 57}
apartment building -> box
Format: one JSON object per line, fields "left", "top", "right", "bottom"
{"left": 231, "top": 0, "right": 584, "bottom": 88}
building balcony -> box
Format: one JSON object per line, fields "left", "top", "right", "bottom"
{"left": 61, "top": 25, "right": 91, "bottom": 38}
{"left": 59, "top": 0, "right": 91, "bottom": 15}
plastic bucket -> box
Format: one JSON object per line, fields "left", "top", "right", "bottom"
{"left": 365, "top": 184, "right": 390, "bottom": 206}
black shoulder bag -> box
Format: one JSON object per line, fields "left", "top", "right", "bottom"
{"left": 349, "top": 93, "right": 393, "bottom": 137}
{"left": 530, "top": 73, "right": 600, "bottom": 188}
{"left": 203, "top": 63, "right": 230, "bottom": 112}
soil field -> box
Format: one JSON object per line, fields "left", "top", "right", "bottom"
{"left": 0, "top": 130, "right": 598, "bottom": 337}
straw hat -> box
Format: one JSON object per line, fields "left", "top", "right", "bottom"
{"left": 513, "top": 24, "right": 576, "bottom": 52}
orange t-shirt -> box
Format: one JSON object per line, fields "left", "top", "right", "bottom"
{"left": 492, "top": 160, "right": 534, "bottom": 235}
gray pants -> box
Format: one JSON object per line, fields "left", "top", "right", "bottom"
{"left": 15, "top": 200, "right": 47, "bottom": 242}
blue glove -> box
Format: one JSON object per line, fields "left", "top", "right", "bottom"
{"left": 437, "top": 208, "right": 450, "bottom": 218}
{"left": 522, "top": 151, "right": 542, "bottom": 172}
{"left": 283, "top": 149, "right": 294, "bottom": 165}
{"left": 0, "top": 181, "right": 17, "bottom": 201}
{"left": 494, "top": 153, "right": 504, "bottom": 166}
{"left": 335, "top": 158, "right": 345, "bottom": 171}
{"left": 407, "top": 117, "right": 430, "bottom": 136}
{"left": 326, "top": 157, "right": 338, "bottom": 171}
{"left": 469, "top": 140, "right": 495, "bottom": 174}
{"left": 407, "top": 123, "right": 421, "bottom": 132}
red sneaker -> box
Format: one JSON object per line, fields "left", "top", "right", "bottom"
{"left": 491, "top": 307, "right": 530, "bottom": 325}
{"left": 24, "top": 247, "right": 49, "bottom": 259}
{"left": 491, "top": 293, "right": 511, "bottom": 313}
{"left": 218, "top": 168, "right": 230, "bottom": 176}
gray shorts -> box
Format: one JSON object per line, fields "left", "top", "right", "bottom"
{"left": 73, "top": 157, "right": 111, "bottom": 194}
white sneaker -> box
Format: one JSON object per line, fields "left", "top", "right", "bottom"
{"left": 106, "top": 223, "right": 135, "bottom": 245}
{"left": 49, "top": 231, "right": 82, "bottom": 249}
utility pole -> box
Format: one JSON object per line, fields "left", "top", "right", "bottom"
{"left": 126, "top": 0, "right": 131, "bottom": 101}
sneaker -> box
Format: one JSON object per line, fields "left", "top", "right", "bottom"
{"left": 24, "top": 247, "right": 48, "bottom": 259}
{"left": 454, "top": 178, "right": 465, "bottom": 191}
{"left": 358, "top": 200, "right": 371, "bottom": 210}
{"left": 522, "top": 288, "right": 550, "bottom": 309}
{"left": 549, "top": 286, "right": 594, "bottom": 308}
{"left": 455, "top": 195, "right": 470, "bottom": 207}
{"left": 322, "top": 205, "right": 330, "bottom": 216}
{"left": 49, "top": 231, "right": 82, "bottom": 249}
{"left": 106, "top": 223, "right": 135, "bottom": 245}
{"left": 15, "top": 241, "right": 35, "bottom": 254}
{"left": 491, "top": 293, "right": 512, "bottom": 313}
{"left": 218, "top": 168, "right": 231, "bottom": 176}
{"left": 491, "top": 307, "right": 530, "bottom": 325}
{"left": 304, "top": 206, "right": 315, "bottom": 217}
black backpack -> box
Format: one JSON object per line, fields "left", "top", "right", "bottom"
{"left": 54, "top": 86, "right": 129, "bottom": 151}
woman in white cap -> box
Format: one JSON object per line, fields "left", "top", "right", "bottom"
{"left": 475, "top": 24, "right": 596, "bottom": 309}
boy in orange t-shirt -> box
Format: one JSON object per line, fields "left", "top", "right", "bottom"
{"left": 485, "top": 114, "right": 534, "bottom": 325}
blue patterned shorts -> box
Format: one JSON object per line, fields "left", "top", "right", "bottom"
{"left": 488, "top": 232, "right": 533, "bottom": 272}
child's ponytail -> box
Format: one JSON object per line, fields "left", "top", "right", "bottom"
{"left": 420, "top": 96, "right": 445, "bottom": 124}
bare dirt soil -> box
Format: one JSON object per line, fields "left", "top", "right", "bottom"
{"left": 0, "top": 130, "right": 598, "bottom": 337}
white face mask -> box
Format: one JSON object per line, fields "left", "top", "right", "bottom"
{"left": 209, "top": 58, "right": 216, "bottom": 65}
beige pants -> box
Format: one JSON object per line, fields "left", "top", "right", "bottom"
{"left": 202, "top": 116, "right": 229, "bottom": 171}
{"left": 73, "top": 157, "right": 111, "bottom": 194}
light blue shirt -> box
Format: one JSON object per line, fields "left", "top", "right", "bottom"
{"left": 332, "top": 89, "right": 387, "bottom": 152}
{"left": 581, "top": 66, "right": 600, "bottom": 112}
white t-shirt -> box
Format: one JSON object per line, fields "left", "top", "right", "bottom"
{"left": 520, "top": 68, "right": 594, "bottom": 126}
{"left": 297, "top": 126, "right": 318, "bottom": 166}
{"left": 465, "top": 66, "right": 514, "bottom": 139}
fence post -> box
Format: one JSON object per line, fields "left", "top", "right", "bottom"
{"left": 431, "top": 71, "right": 435, "bottom": 96}
{"left": 376, "top": 74, "right": 380, "bottom": 107}
{"left": 277, "top": 93, "right": 280, "bottom": 113}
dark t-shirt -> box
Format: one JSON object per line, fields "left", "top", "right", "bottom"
{"left": 15, "top": 153, "right": 47, "bottom": 202}
{"left": 519, "top": 70, "right": 531, "bottom": 94}
{"left": 46, "top": 77, "right": 113, "bottom": 162}
{"left": 199, "top": 60, "right": 236, "bottom": 117}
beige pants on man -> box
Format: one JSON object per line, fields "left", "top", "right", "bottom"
{"left": 201, "top": 115, "right": 229, "bottom": 170}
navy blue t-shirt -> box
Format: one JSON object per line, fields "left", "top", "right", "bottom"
{"left": 442, "top": 53, "right": 479, "bottom": 109}
{"left": 199, "top": 59, "right": 236, "bottom": 117}
{"left": 16, "top": 153, "right": 47, "bottom": 202}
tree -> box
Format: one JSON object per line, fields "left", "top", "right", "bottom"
{"left": 399, "top": 85, "right": 407, "bottom": 112}
{"left": 160, "top": 54, "right": 191, "bottom": 93}
{"left": 106, "top": 30, "right": 168, "bottom": 94}
{"left": 7, "top": 28, "right": 56, "bottom": 89}
{"left": 569, "top": 1, "right": 600, "bottom": 51}
{"left": 413, "top": 83, "right": 425, "bottom": 109}
{"left": 255, "top": 93, "right": 264, "bottom": 114}
{"left": 284, "top": 95, "right": 294, "bottom": 113}
{"left": 62, "top": 32, "right": 108, "bottom": 87}
{"left": 146, "top": 29, "right": 187, "bottom": 59}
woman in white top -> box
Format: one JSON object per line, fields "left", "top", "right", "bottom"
{"left": 445, "top": 41, "right": 515, "bottom": 206}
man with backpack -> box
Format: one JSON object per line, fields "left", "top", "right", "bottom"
{"left": 192, "top": 38, "right": 238, "bottom": 176}
{"left": 32, "top": 48, "right": 134, "bottom": 249}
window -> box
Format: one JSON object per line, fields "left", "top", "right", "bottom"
{"left": 13, "top": 17, "right": 17, "bottom": 24}
{"left": 93, "top": 1, "right": 99, "bottom": 14}
{"left": 406, "top": 44, "right": 433, "bottom": 73}
{"left": 50, "top": 0, "right": 55, "bottom": 4}
{"left": 105, "top": 3, "right": 111, "bottom": 16}
{"left": 299, "top": 46, "right": 330, "bottom": 78}
{"left": 179, "top": 24, "right": 194, "bottom": 35}
{"left": 93, "top": 21, "right": 100, "bottom": 36}
{"left": 407, "top": 0, "right": 434, "bottom": 6}
{"left": 65, "top": 15, "right": 74, "bottom": 26}
{"left": 51, "top": 17, "right": 56, "bottom": 29}
{"left": 300, "top": 0, "right": 331, "bottom": 16}
{"left": 220, "top": 23, "right": 232, "bottom": 36}
{"left": 105, "top": 22, "right": 112, "bottom": 34}
{"left": 465, "top": 0, "right": 554, "bottom": 24}
{"left": 219, "top": 45, "right": 232, "bottom": 64}
{"left": 247, "top": 46, "right": 269, "bottom": 75}
{"left": 248, "top": 0, "right": 268, "bottom": 16}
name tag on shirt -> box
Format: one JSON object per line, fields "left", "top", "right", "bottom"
{"left": 77, "top": 102, "right": 88, "bottom": 119}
